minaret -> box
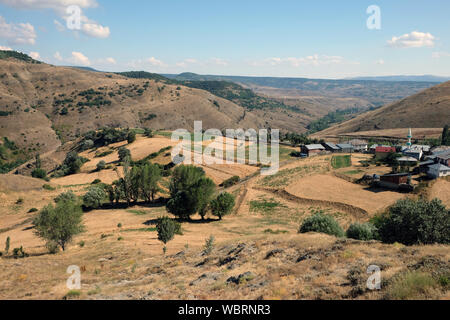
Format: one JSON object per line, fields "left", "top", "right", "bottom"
{"left": 407, "top": 128, "right": 412, "bottom": 148}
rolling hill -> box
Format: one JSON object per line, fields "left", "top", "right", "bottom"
{"left": 314, "top": 81, "right": 450, "bottom": 138}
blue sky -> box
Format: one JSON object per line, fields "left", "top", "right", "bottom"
{"left": 0, "top": 0, "right": 449, "bottom": 78}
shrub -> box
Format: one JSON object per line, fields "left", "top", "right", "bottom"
{"left": 386, "top": 271, "right": 439, "bottom": 300}
{"left": 210, "top": 192, "right": 235, "bottom": 220}
{"left": 31, "top": 168, "right": 47, "bottom": 180}
{"left": 33, "top": 200, "right": 84, "bottom": 251}
{"left": 83, "top": 186, "right": 106, "bottom": 209}
{"left": 346, "top": 223, "right": 378, "bottom": 241}
{"left": 28, "top": 208, "right": 38, "bottom": 213}
{"left": 43, "top": 184, "right": 55, "bottom": 191}
{"left": 16, "top": 198, "right": 24, "bottom": 205}
{"left": 91, "top": 179, "right": 102, "bottom": 185}
{"left": 156, "top": 217, "right": 176, "bottom": 245}
{"left": 375, "top": 198, "right": 449, "bottom": 245}
{"left": 54, "top": 191, "right": 77, "bottom": 204}
{"left": 220, "top": 175, "right": 240, "bottom": 188}
{"left": 5, "top": 236, "right": 10, "bottom": 254}
{"left": 12, "top": 246, "right": 28, "bottom": 258}
{"left": 299, "top": 213, "right": 344, "bottom": 237}
{"left": 46, "top": 241, "right": 59, "bottom": 254}
{"left": 203, "top": 235, "right": 215, "bottom": 255}
{"left": 96, "top": 160, "right": 106, "bottom": 171}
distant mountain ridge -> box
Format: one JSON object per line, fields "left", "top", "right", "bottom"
{"left": 315, "top": 81, "right": 450, "bottom": 137}
{"left": 345, "top": 75, "right": 450, "bottom": 82}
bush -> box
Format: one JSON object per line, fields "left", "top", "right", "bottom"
{"left": 156, "top": 217, "right": 176, "bottom": 245}
{"left": 299, "top": 213, "right": 344, "bottom": 237}
{"left": 28, "top": 208, "right": 38, "bottom": 213}
{"left": 12, "top": 246, "right": 28, "bottom": 258}
{"left": 375, "top": 198, "right": 449, "bottom": 245}
{"left": 203, "top": 235, "right": 215, "bottom": 255}
{"left": 33, "top": 200, "right": 84, "bottom": 251}
{"left": 210, "top": 192, "right": 235, "bottom": 220}
{"left": 346, "top": 223, "right": 378, "bottom": 241}
{"left": 83, "top": 186, "right": 106, "bottom": 209}
{"left": 96, "top": 160, "right": 106, "bottom": 171}
{"left": 43, "top": 184, "right": 55, "bottom": 191}
{"left": 220, "top": 175, "right": 240, "bottom": 188}
{"left": 91, "top": 179, "right": 102, "bottom": 185}
{"left": 54, "top": 191, "right": 77, "bottom": 204}
{"left": 31, "top": 168, "right": 47, "bottom": 180}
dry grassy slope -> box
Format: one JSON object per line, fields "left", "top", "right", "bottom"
{"left": 315, "top": 81, "right": 450, "bottom": 137}
{"left": 0, "top": 59, "right": 300, "bottom": 156}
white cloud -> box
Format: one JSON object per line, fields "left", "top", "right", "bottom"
{"left": 68, "top": 51, "right": 90, "bottom": 66}
{"left": 81, "top": 23, "right": 110, "bottom": 39}
{"left": 54, "top": 51, "right": 63, "bottom": 61}
{"left": 0, "top": 0, "right": 98, "bottom": 11}
{"left": 54, "top": 19, "right": 65, "bottom": 32}
{"left": 432, "top": 51, "right": 450, "bottom": 59}
{"left": 29, "top": 51, "right": 40, "bottom": 60}
{"left": 97, "top": 57, "right": 116, "bottom": 65}
{"left": 0, "top": 0, "right": 110, "bottom": 39}
{"left": 210, "top": 58, "right": 228, "bottom": 66}
{"left": 176, "top": 58, "right": 199, "bottom": 68}
{"left": 251, "top": 54, "right": 351, "bottom": 68}
{"left": 147, "top": 57, "right": 165, "bottom": 67}
{"left": 0, "top": 16, "right": 36, "bottom": 45}
{"left": 387, "top": 31, "right": 435, "bottom": 48}
{"left": 0, "top": 45, "right": 12, "bottom": 50}
{"left": 375, "top": 59, "right": 385, "bottom": 65}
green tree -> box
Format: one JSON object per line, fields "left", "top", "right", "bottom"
{"left": 166, "top": 165, "right": 216, "bottom": 220}
{"left": 210, "top": 192, "right": 235, "bottom": 220}
{"left": 127, "top": 131, "right": 136, "bottom": 144}
{"left": 375, "top": 198, "right": 449, "bottom": 245}
{"left": 140, "top": 163, "right": 161, "bottom": 202}
{"left": 83, "top": 186, "right": 106, "bottom": 209}
{"left": 118, "top": 147, "right": 131, "bottom": 163}
{"left": 5, "top": 236, "right": 10, "bottom": 254}
{"left": 96, "top": 160, "right": 106, "bottom": 171}
{"left": 33, "top": 200, "right": 85, "bottom": 251}
{"left": 54, "top": 191, "right": 77, "bottom": 204}
{"left": 442, "top": 125, "right": 450, "bottom": 146}
{"left": 156, "top": 217, "right": 176, "bottom": 254}
{"left": 31, "top": 168, "right": 47, "bottom": 180}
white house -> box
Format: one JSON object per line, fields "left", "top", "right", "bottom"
{"left": 427, "top": 163, "right": 450, "bottom": 179}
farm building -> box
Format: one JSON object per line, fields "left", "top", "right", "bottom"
{"left": 322, "top": 142, "right": 341, "bottom": 153}
{"left": 427, "top": 163, "right": 450, "bottom": 179}
{"left": 369, "top": 144, "right": 391, "bottom": 154}
{"left": 375, "top": 146, "right": 396, "bottom": 159}
{"left": 348, "top": 139, "right": 368, "bottom": 152}
{"left": 436, "top": 154, "right": 450, "bottom": 167}
{"left": 397, "top": 156, "right": 418, "bottom": 166}
{"left": 301, "top": 144, "right": 325, "bottom": 157}
{"left": 402, "top": 148, "right": 423, "bottom": 161}
{"left": 336, "top": 143, "right": 353, "bottom": 153}
{"left": 379, "top": 173, "right": 410, "bottom": 190}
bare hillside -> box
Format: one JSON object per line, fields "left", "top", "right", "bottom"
{"left": 315, "top": 81, "right": 450, "bottom": 137}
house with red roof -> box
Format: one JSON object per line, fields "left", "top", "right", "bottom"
{"left": 375, "top": 146, "right": 396, "bottom": 160}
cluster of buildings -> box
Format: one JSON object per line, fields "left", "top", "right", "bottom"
{"left": 300, "top": 128, "right": 450, "bottom": 181}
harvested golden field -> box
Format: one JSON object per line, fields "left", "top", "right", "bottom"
{"left": 429, "top": 178, "right": 450, "bottom": 207}
{"left": 285, "top": 174, "right": 406, "bottom": 215}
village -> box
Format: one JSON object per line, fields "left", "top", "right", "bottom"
{"left": 300, "top": 129, "right": 450, "bottom": 192}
